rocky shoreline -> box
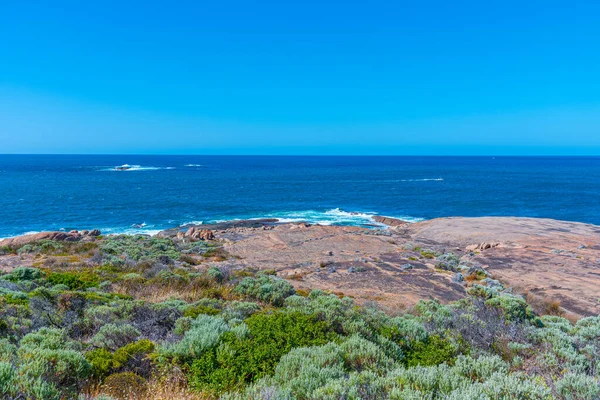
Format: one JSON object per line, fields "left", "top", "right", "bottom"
{"left": 2, "top": 216, "right": 599, "bottom": 318}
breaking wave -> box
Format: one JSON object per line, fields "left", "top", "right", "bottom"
{"left": 100, "top": 164, "right": 175, "bottom": 172}
{"left": 213, "top": 208, "right": 423, "bottom": 227}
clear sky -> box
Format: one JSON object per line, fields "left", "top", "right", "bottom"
{"left": 1, "top": 0, "right": 599, "bottom": 155}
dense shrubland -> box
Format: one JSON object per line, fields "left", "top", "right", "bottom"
{"left": 0, "top": 236, "right": 598, "bottom": 399}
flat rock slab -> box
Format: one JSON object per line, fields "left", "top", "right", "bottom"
{"left": 216, "top": 223, "right": 465, "bottom": 310}
{"left": 212, "top": 217, "right": 600, "bottom": 317}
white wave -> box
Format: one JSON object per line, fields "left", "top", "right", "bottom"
{"left": 101, "top": 226, "right": 162, "bottom": 236}
{"left": 376, "top": 214, "right": 425, "bottom": 223}
{"left": 0, "top": 231, "right": 42, "bottom": 240}
{"left": 100, "top": 165, "right": 174, "bottom": 172}
{"left": 181, "top": 220, "right": 203, "bottom": 226}
{"left": 337, "top": 178, "right": 443, "bottom": 183}
{"left": 212, "top": 208, "right": 424, "bottom": 227}
{"left": 398, "top": 178, "right": 443, "bottom": 182}
{"left": 184, "top": 164, "right": 203, "bottom": 167}
{"left": 2, "top": 226, "right": 165, "bottom": 239}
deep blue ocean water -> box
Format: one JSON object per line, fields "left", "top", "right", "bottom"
{"left": 1, "top": 155, "right": 599, "bottom": 238}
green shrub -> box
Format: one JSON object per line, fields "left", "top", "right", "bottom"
{"left": 0, "top": 287, "right": 29, "bottom": 305}
{"left": 18, "top": 328, "right": 91, "bottom": 395}
{"left": 152, "top": 270, "right": 189, "bottom": 286}
{"left": 183, "top": 304, "right": 221, "bottom": 318}
{"left": 454, "top": 354, "right": 508, "bottom": 381}
{"left": 485, "top": 294, "right": 538, "bottom": 323}
{"left": 17, "top": 240, "right": 64, "bottom": 255}
{"left": 383, "top": 316, "right": 429, "bottom": 345}
{"left": 406, "top": 334, "right": 458, "bottom": 367}
{"left": 173, "top": 317, "right": 193, "bottom": 335}
{"left": 467, "top": 283, "right": 500, "bottom": 299}
{"left": 0, "top": 361, "right": 17, "bottom": 397}
{"left": 187, "top": 311, "right": 337, "bottom": 394}
{"left": 234, "top": 276, "right": 295, "bottom": 306}
{"left": 420, "top": 249, "right": 438, "bottom": 259}
{"left": 86, "top": 348, "right": 114, "bottom": 380}
{"left": 112, "top": 339, "right": 155, "bottom": 377}
{"left": 556, "top": 373, "right": 600, "bottom": 400}
{"left": 91, "top": 324, "right": 140, "bottom": 351}
{"left": 161, "top": 314, "right": 229, "bottom": 362}
{"left": 267, "top": 341, "right": 346, "bottom": 398}
{"left": 100, "top": 235, "right": 180, "bottom": 262}
{"left": 47, "top": 271, "right": 99, "bottom": 290}
{"left": 222, "top": 301, "right": 261, "bottom": 321}
{"left": 207, "top": 266, "right": 225, "bottom": 283}
{"left": 340, "top": 335, "right": 396, "bottom": 373}
{"left": 6, "top": 266, "right": 42, "bottom": 282}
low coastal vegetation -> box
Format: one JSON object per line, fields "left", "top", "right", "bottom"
{"left": 0, "top": 235, "right": 599, "bottom": 399}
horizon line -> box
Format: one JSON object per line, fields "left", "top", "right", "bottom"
{"left": 1, "top": 153, "right": 600, "bottom": 157}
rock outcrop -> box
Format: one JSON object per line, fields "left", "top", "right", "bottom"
{"left": 181, "top": 227, "right": 214, "bottom": 241}
{"left": 373, "top": 216, "right": 409, "bottom": 227}
{"left": 210, "top": 217, "right": 600, "bottom": 318}
{"left": 0, "top": 230, "right": 101, "bottom": 248}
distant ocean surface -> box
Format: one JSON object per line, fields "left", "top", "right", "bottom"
{"left": 1, "top": 155, "right": 599, "bottom": 238}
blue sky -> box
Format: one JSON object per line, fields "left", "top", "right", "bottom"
{"left": 1, "top": 0, "right": 599, "bottom": 155}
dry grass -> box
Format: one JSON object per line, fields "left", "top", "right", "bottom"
{"left": 87, "top": 372, "right": 211, "bottom": 400}
{"left": 524, "top": 292, "right": 563, "bottom": 317}
{"left": 287, "top": 272, "right": 306, "bottom": 281}
{"left": 295, "top": 288, "right": 310, "bottom": 297}
{"left": 114, "top": 280, "right": 235, "bottom": 303}
{"left": 511, "top": 284, "right": 565, "bottom": 317}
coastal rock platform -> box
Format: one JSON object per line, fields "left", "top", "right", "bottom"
{"left": 2, "top": 217, "right": 599, "bottom": 318}
{"left": 202, "top": 217, "right": 600, "bottom": 318}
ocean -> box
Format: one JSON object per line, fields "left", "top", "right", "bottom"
{"left": 0, "top": 155, "right": 599, "bottom": 238}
